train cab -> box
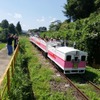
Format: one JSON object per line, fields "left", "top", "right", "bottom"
{"left": 48, "top": 46, "right": 87, "bottom": 74}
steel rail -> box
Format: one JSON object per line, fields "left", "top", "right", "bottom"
{"left": 59, "top": 72, "right": 89, "bottom": 100}
{"left": 89, "top": 81, "right": 100, "bottom": 93}
{"left": 79, "top": 75, "right": 100, "bottom": 93}
{"left": 49, "top": 61, "right": 89, "bottom": 100}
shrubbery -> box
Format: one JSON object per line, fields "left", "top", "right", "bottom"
{"left": 9, "top": 37, "right": 34, "bottom": 100}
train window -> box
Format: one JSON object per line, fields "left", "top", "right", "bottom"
{"left": 81, "top": 56, "right": 86, "bottom": 61}
{"left": 66, "top": 55, "right": 71, "bottom": 61}
{"left": 75, "top": 57, "right": 78, "bottom": 62}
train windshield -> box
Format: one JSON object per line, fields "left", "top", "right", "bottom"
{"left": 81, "top": 55, "right": 86, "bottom": 61}
{"left": 66, "top": 55, "right": 71, "bottom": 61}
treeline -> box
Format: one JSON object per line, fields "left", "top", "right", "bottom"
{"left": 0, "top": 19, "right": 22, "bottom": 42}
{"left": 40, "top": 0, "right": 100, "bottom": 68}
{"left": 63, "top": 0, "right": 100, "bottom": 21}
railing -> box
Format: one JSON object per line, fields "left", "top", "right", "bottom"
{"left": 0, "top": 45, "right": 19, "bottom": 100}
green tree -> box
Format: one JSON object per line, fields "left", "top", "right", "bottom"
{"left": 0, "top": 29, "right": 9, "bottom": 42}
{"left": 49, "top": 20, "right": 61, "bottom": 31}
{"left": 94, "top": 0, "right": 100, "bottom": 10}
{"left": 63, "top": 0, "right": 94, "bottom": 21}
{"left": 9, "top": 23, "right": 16, "bottom": 34}
{"left": 1, "top": 19, "right": 9, "bottom": 29}
{"left": 39, "top": 27, "right": 47, "bottom": 32}
{"left": 16, "top": 21, "right": 22, "bottom": 34}
{"left": 85, "top": 21, "right": 100, "bottom": 66}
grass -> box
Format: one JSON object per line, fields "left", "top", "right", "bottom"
{"left": 85, "top": 66, "right": 100, "bottom": 84}
{"left": 77, "top": 84, "right": 100, "bottom": 100}
{"left": 0, "top": 43, "right": 6, "bottom": 50}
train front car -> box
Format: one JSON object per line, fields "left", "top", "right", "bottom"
{"left": 48, "top": 46, "right": 87, "bottom": 74}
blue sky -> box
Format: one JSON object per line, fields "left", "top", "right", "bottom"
{"left": 0, "top": 0, "right": 67, "bottom": 30}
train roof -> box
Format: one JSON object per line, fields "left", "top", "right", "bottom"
{"left": 56, "top": 46, "right": 87, "bottom": 55}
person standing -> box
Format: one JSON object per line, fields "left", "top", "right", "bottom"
{"left": 13, "top": 34, "right": 18, "bottom": 50}
{"left": 7, "top": 34, "right": 14, "bottom": 55}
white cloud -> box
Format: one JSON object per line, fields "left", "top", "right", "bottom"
{"left": 36, "top": 16, "right": 45, "bottom": 23}
{"left": 49, "top": 17, "right": 56, "bottom": 23}
{"left": 14, "top": 13, "right": 22, "bottom": 19}
{"left": 7, "top": 13, "right": 12, "bottom": 16}
{"left": 22, "top": 24, "right": 27, "bottom": 30}
{"left": 7, "top": 12, "right": 22, "bottom": 19}
{"left": 9, "top": 20, "right": 15, "bottom": 23}
{"left": 22, "top": 24, "right": 26, "bottom": 27}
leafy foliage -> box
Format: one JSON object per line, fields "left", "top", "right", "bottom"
{"left": 49, "top": 20, "right": 62, "bottom": 31}
{"left": 8, "top": 23, "right": 16, "bottom": 34}
{"left": 16, "top": 22, "right": 22, "bottom": 34}
{"left": 1, "top": 19, "right": 9, "bottom": 29}
{"left": 9, "top": 37, "right": 34, "bottom": 100}
{"left": 0, "top": 19, "right": 23, "bottom": 42}
{"left": 0, "top": 43, "right": 6, "bottom": 50}
{"left": 0, "top": 28, "right": 9, "bottom": 42}
{"left": 63, "top": 0, "right": 96, "bottom": 21}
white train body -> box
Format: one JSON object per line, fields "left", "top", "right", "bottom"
{"left": 30, "top": 35, "right": 87, "bottom": 74}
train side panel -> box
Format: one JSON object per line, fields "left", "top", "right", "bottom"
{"left": 48, "top": 47, "right": 65, "bottom": 70}
{"left": 30, "top": 36, "right": 47, "bottom": 52}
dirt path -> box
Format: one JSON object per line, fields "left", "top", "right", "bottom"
{"left": 0, "top": 48, "right": 11, "bottom": 78}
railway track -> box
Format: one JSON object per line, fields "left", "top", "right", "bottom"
{"left": 44, "top": 57, "right": 89, "bottom": 99}
{"left": 79, "top": 75, "right": 100, "bottom": 95}
{"left": 88, "top": 81, "right": 100, "bottom": 93}
{"left": 51, "top": 63, "right": 89, "bottom": 100}
{"left": 51, "top": 62, "right": 100, "bottom": 100}
{"left": 48, "top": 54, "right": 100, "bottom": 100}
{"left": 61, "top": 74, "right": 89, "bottom": 99}
{"left": 67, "top": 74, "right": 100, "bottom": 99}
{"left": 33, "top": 44, "right": 100, "bottom": 100}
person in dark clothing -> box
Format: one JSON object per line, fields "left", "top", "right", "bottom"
{"left": 7, "top": 34, "right": 14, "bottom": 55}
{"left": 13, "top": 34, "right": 18, "bottom": 50}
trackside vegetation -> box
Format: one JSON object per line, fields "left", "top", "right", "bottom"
{"left": 3, "top": 36, "right": 99, "bottom": 100}
{"left": 8, "top": 36, "right": 76, "bottom": 100}
{"left": 0, "top": 43, "right": 6, "bottom": 50}
{"left": 8, "top": 37, "right": 34, "bottom": 100}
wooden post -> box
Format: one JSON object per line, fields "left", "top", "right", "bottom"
{"left": 0, "top": 94, "right": 2, "bottom": 100}
{"left": 12, "top": 62, "right": 14, "bottom": 77}
{"left": 12, "top": 58, "right": 14, "bottom": 77}
{"left": 7, "top": 69, "right": 10, "bottom": 92}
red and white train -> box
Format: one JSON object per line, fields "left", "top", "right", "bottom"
{"left": 30, "top": 35, "right": 88, "bottom": 74}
